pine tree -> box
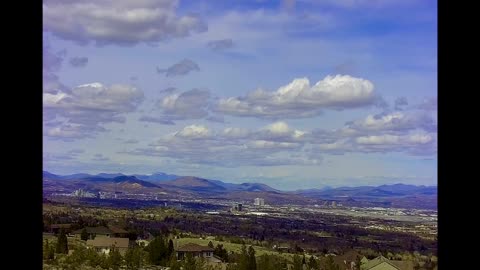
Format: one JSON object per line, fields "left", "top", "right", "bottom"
{"left": 324, "top": 256, "right": 340, "bottom": 270}
{"left": 56, "top": 229, "right": 69, "bottom": 254}
{"left": 81, "top": 228, "right": 89, "bottom": 241}
{"left": 292, "top": 254, "right": 303, "bottom": 270}
{"left": 109, "top": 246, "right": 123, "bottom": 270}
{"left": 208, "top": 241, "right": 214, "bottom": 249}
{"left": 238, "top": 244, "right": 249, "bottom": 270}
{"left": 248, "top": 246, "right": 257, "bottom": 270}
{"left": 308, "top": 256, "right": 318, "bottom": 270}
{"left": 168, "top": 239, "right": 175, "bottom": 257}
{"left": 184, "top": 253, "right": 197, "bottom": 270}
{"left": 125, "top": 246, "right": 145, "bottom": 270}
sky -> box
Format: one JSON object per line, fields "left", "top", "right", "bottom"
{"left": 43, "top": 0, "right": 437, "bottom": 190}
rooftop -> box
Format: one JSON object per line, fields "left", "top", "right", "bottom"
{"left": 86, "top": 237, "right": 130, "bottom": 249}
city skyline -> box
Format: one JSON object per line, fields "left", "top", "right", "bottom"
{"left": 43, "top": 0, "right": 437, "bottom": 190}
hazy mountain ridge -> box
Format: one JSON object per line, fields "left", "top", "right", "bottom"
{"left": 42, "top": 171, "right": 437, "bottom": 209}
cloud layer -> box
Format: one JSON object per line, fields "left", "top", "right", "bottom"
{"left": 43, "top": 0, "right": 207, "bottom": 45}
{"left": 44, "top": 82, "right": 144, "bottom": 140}
{"left": 207, "top": 39, "right": 234, "bottom": 51}
{"left": 157, "top": 59, "right": 200, "bottom": 77}
{"left": 123, "top": 109, "right": 436, "bottom": 167}
{"left": 215, "top": 75, "right": 377, "bottom": 118}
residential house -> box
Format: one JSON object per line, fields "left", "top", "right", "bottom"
{"left": 72, "top": 226, "right": 114, "bottom": 239}
{"left": 176, "top": 243, "right": 220, "bottom": 262}
{"left": 86, "top": 237, "right": 130, "bottom": 255}
{"left": 108, "top": 225, "right": 129, "bottom": 238}
{"left": 360, "top": 256, "right": 401, "bottom": 270}
{"left": 49, "top": 224, "right": 73, "bottom": 235}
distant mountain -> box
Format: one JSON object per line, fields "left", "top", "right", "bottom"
{"left": 96, "top": 173, "right": 126, "bottom": 178}
{"left": 134, "top": 172, "right": 180, "bottom": 182}
{"left": 296, "top": 184, "right": 436, "bottom": 198}
{"left": 43, "top": 171, "right": 61, "bottom": 180}
{"left": 82, "top": 175, "right": 160, "bottom": 188}
{"left": 42, "top": 171, "right": 436, "bottom": 209}
{"left": 160, "top": 176, "right": 226, "bottom": 193}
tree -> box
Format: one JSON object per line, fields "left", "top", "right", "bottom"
{"left": 81, "top": 228, "right": 89, "bottom": 241}
{"left": 238, "top": 244, "right": 249, "bottom": 270}
{"left": 168, "top": 239, "right": 175, "bottom": 258}
{"left": 147, "top": 236, "right": 168, "bottom": 265}
{"left": 324, "top": 256, "right": 340, "bottom": 270}
{"left": 43, "top": 240, "right": 55, "bottom": 261}
{"left": 292, "top": 254, "right": 303, "bottom": 270}
{"left": 125, "top": 246, "right": 146, "bottom": 270}
{"left": 184, "top": 253, "right": 197, "bottom": 270}
{"left": 208, "top": 241, "right": 214, "bottom": 249}
{"left": 108, "top": 246, "right": 123, "bottom": 270}
{"left": 56, "top": 229, "right": 69, "bottom": 254}
{"left": 308, "top": 256, "right": 318, "bottom": 270}
{"left": 248, "top": 246, "right": 257, "bottom": 270}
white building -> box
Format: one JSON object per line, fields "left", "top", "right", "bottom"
{"left": 254, "top": 198, "right": 265, "bottom": 206}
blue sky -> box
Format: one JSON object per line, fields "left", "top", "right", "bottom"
{"left": 43, "top": 0, "right": 437, "bottom": 190}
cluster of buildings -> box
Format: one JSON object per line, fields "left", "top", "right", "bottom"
{"left": 72, "top": 188, "right": 97, "bottom": 198}
{"left": 253, "top": 197, "right": 265, "bottom": 206}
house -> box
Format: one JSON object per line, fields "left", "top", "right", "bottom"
{"left": 72, "top": 226, "right": 114, "bottom": 239}
{"left": 49, "top": 224, "right": 73, "bottom": 235}
{"left": 86, "top": 237, "right": 130, "bottom": 255}
{"left": 176, "top": 243, "right": 216, "bottom": 261}
{"left": 360, "top": 256, "right": 401, "bottom": 270}
{"left": 108, "top": 225, "right": 129, "bottom": 238}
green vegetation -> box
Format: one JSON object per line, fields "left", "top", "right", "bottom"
{"left": 56, "top": 230, "right": 69, "bottom": 254}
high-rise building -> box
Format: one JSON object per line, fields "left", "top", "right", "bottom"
{"left": 254, "top": 198, "right": 265, "bottom": 206}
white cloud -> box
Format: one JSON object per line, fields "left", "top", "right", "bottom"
{"left": 175, "top": 125, "right": 211, "bottom": 138}
{"left": 44, "top": 82, "right": 144, "bottom": 140}
{"left": 43, "top": 0, "right": 207, "bottom": 45}
{"left": 216, "top": 75, "right": 377, "bottom": 118}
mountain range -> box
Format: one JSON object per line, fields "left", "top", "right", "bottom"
{"left": 42, "top": 171, "right": 437, "bottom": 209}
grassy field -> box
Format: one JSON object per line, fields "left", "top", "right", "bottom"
{"left": 175, "top": 237, "right": 299, "bottom": 260}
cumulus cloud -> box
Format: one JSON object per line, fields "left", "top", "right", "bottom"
{"left": 44, "top": 82, "right": 144, "bottom": 140}
{"left": 122, "top": 122, "right": 316, "bottom": 167}
{"left": 156, "top": 59, "right": 200, "bottom": 77}
{"left": 215, "top": 75, "right": 377, "bottom": 119}
{"left": 69, "top": 56, "right": 89, "bottom": 67}
{"left": 175, "top": 125, "right": 211, "bottom": 139}
{"left": 158, "top": 89, "right": 210, "bottom": 120}
{"left": 207, "top": 39, "right": 234, "bottom": 51}
{"left": 43, "top": 0, "right": 207, "bottom": 46}
{"left": 345, "top": 111, "right": 437, "bottom": 133}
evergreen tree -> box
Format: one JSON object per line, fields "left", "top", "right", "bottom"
{"left": 184, "top": 253, "right": 197, "bottom": 270}
{"left": 308, "top": 256, "right": 318, "bottom": 270}
{"left": 208, "top": 241, "right": 214, "bottom": 249}
{"left": 169, "top": 254, "right": 182, "bottom": 270}
{"left": 248, "top": 246, "right": 257, "bottom": 270}
{"left": 125, "top": 246, "right": 145, "bottom": 270}
{"left": 108, "top": 246, "right": 123, "bottom": 270}
{"left": 56, "top": 229, "right": 69, "bottom": 254}
{"left": 238, "top": 244, "right": 249, "bottom": 270}
{"left": 292, "top": 254, "right": 303, "bottom": 270}
{"left": 81, "top": 228, "right": 89, "bottom": 241}
{"left": 324, "top": 256, "right": 340, "bottom": 270}
{"left": 168, "top": 239, "right": 175, "bottom": 257}
{"left": 147, "top": 236, "right": 168, "bottom": 265}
